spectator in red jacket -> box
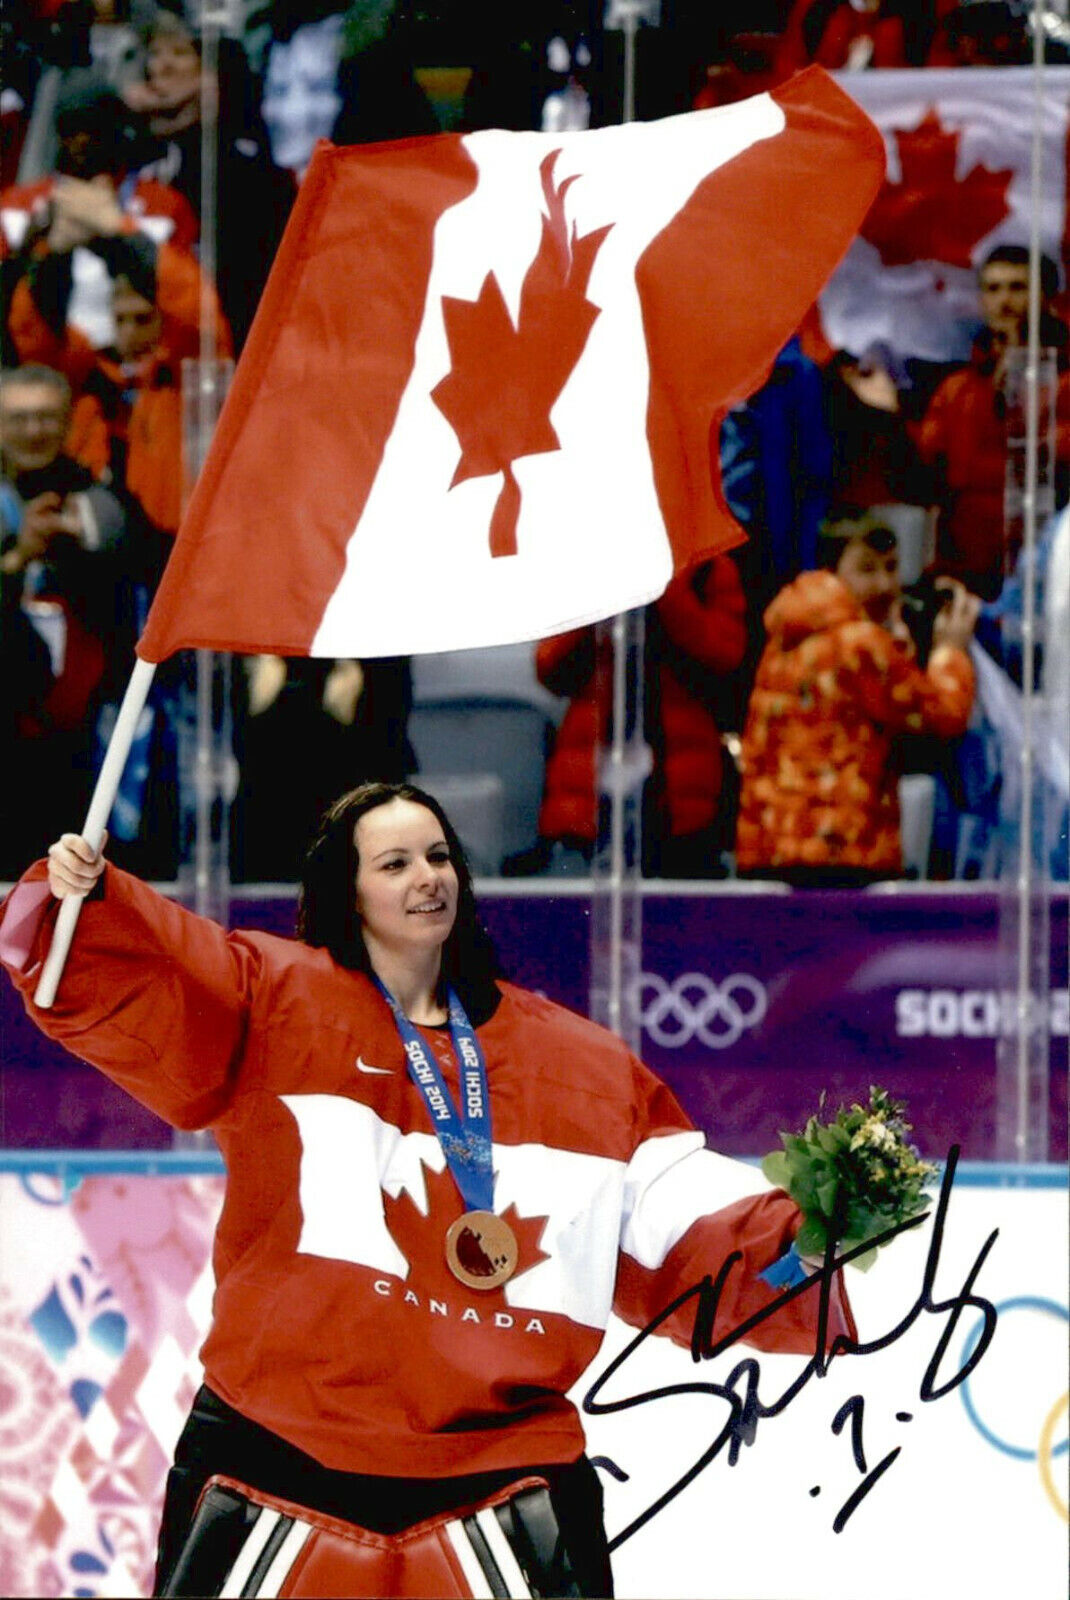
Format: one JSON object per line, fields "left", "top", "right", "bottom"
{"left": 509, "top": 555, "right": 748, "bottom": 879}
{"left": 0, "top": 73, "right": 198, "bottom": 360}
{"left": 915, "top": 244, "right": 1070, "bottom": 601}
{"left": 773, "top": 0, "right": 912, "bottom": 78}
{"left": 8, "top": 216, "right": 231, "bottom": 534}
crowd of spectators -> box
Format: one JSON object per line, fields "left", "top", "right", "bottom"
{"left": 1, "top": 0, "right": 1066, "bottom": 887}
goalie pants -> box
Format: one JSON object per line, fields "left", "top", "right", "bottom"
{"left": 154, "top": 1386, "right": 613, "bottom": 1598}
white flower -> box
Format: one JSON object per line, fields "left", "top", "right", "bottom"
{"left": 850, "top": 1117, "right": 897, "bottom": 1154}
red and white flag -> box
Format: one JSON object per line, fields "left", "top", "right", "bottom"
{"left": 138, "top": 66, "right": 883, "bottom": 663}
{"left": 818, "top": 66, "right": 1070, "bottom": 364}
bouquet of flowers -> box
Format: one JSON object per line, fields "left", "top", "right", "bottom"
{"left": 761, "top": 1086, "right": 937, "bottom": 1275}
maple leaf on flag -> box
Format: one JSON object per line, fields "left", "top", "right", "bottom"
{"left": 431, "top": 149, "right": 613, "bottom": 558}
{"left": 381, "top": 1161, "right": 550, "bottom": 1297}
{"left": 860, "top": 107, "right": 1013, "bottom": 268}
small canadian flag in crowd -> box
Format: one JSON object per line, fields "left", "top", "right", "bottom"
{"left": 138, "top": 66, "right": 883, "bottom": 664}
{"left": 818, "top": 65, "right": 1070, "bottom": 364}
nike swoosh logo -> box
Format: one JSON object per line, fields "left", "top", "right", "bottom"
{"left": 356, "top": 1056, "right": 393, "bottom": 1076}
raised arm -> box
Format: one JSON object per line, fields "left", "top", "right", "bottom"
{"left": 1, "top": 838, "right": 260, "bottom": 1129}
{"left": 853, "top": 592, "right": 978, "bottom": 740}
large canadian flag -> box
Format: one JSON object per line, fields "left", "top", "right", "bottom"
{"left": 138, "top": 67, "right": 883, "bottom": 663}
{"left": 819, "top": 66, "right": 1070, "bottom": 364}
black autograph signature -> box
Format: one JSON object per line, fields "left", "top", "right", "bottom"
{"left": 583, "top": 1145, "right": 998, "bottom": 1550}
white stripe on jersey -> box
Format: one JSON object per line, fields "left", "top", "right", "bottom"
{"left": 281, "top": 1093, "right": 443, "bottom": 1277}
{"left": 444, "top": 1518, "right": 496, "bottom": 1598}
{"left": 474, "top": 1506, "right": 534, "bottom": 1597}
{"left": 255, "top": 1518, "right": 313, "bottom": 1597}
{"left": 620, "top": 1136, "right": 773, "bottom": 1269}
{"left": 219, "top": 1506, "right": 280, "bottom": 1596}
{"left": 0, "top": 207, "right": 30, "bottom": 249}
{"left": 282, "top": 1095, "right": 768, "bottom": 1327}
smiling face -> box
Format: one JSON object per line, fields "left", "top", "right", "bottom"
{"left": 354, "top": 799, "right": 459, "bottom": 972}
{"left": 0, "top": 379, "right": 70, "bottom": 474}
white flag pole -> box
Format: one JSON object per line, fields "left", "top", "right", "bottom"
{"left": 32, "top": 656, "right": 158, "bottom": 1008}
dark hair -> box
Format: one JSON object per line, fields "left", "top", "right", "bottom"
{"left": 56, "top": 76, "right": 128, "bottom": 137}
{"left": 815, "top": 511, "right": 898, "bottom": 572}
{"left": 980, "top": 243, "right": 1061, "bottom": 301}
{"left": 296, "top": 781, "right": 503, "bottom": 1012}
{"left": 55, "top": 72, "right": 140, "bottom": 176}
{"left": 112, "top": 252, "right": 159, "bottom": 306}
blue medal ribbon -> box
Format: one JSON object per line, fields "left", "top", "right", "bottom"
{"left": 373, "top": 977, "right": 494, "bottom": 1213}
{"left": 759, "top": 1242, "right": 809, "bottom": 1289}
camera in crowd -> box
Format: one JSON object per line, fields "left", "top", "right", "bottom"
{"left": 896, "top": 574, "right": 955, "bottom": 667}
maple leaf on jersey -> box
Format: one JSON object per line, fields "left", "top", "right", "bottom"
{"left": 431, "top": 149, "right": 613, "bottom": 558}
{"left": 382, "top": 1161, "right": 551, "bottom": 1300}
{"left": 860, "top": 107, "right": 1012, "bottom": 269}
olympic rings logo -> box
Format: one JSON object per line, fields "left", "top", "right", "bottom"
{"left": 632, "top": 971, "right": 768, "bottom": 1050}
{"left": 959, "top": 1296, "right": 1069, "bottom": 1523}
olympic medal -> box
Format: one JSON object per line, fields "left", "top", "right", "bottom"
{"left": 445, "top": 1211, "right": 518, "bottom": 1291}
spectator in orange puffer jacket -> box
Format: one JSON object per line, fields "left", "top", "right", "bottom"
{"left": 736, "top": 514, "right": 979, "bottom": 886}
{"left": 510, "top": 554, "right": 747, "bottom": 879}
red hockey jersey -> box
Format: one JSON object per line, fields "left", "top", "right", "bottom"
{"left": 1, "top": 865, "right": 854, "bottom": 1479}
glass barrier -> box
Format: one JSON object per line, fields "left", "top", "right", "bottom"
{"left": 0, "top": 14, "right": 1066, "bottom": 1171}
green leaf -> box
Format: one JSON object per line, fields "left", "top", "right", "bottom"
{"left": 816, "top": 1178, "right": 840, "bottom": 1218}
{"left": 762, "top": 1152, "right": 790, "bottom": 1189}
{"left": 795, "top": 1217, "right": 827, "bottom": 1255}
{"left": 845, "top": 1203, "right": 877, "bottom": 1240}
